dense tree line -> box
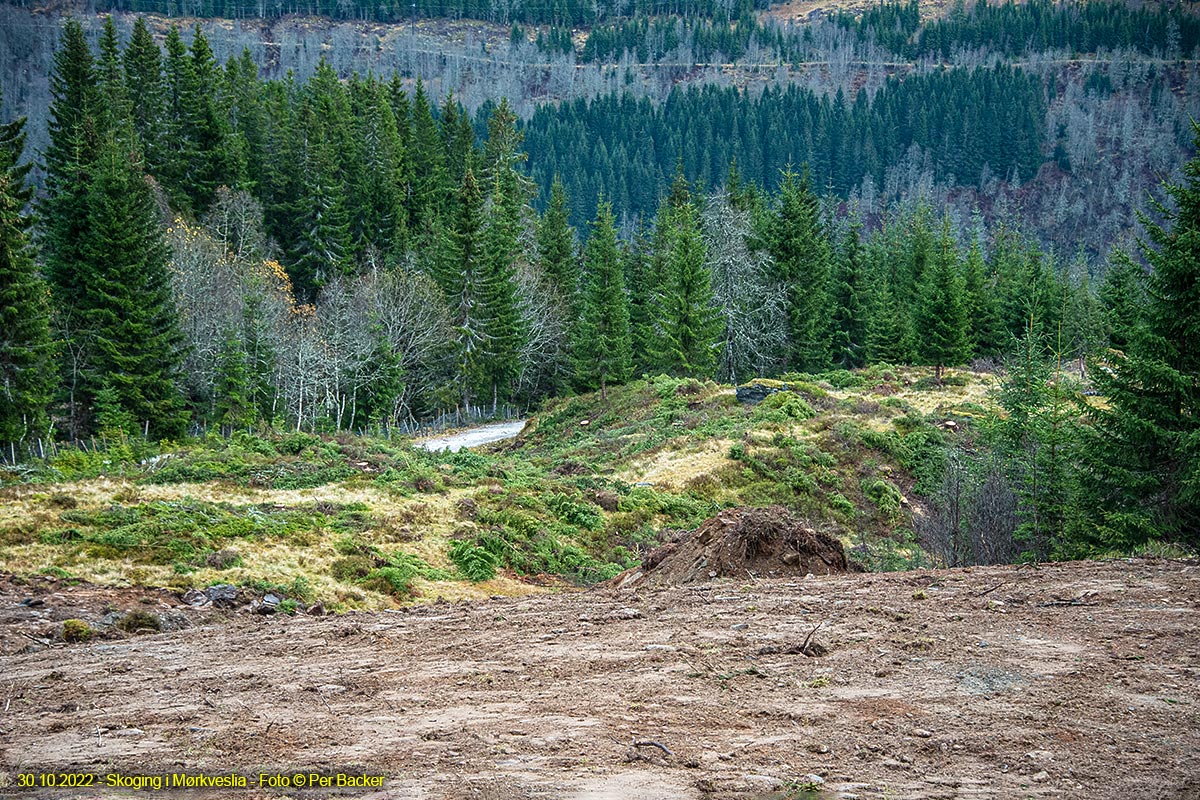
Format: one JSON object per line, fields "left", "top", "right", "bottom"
{"left": 79, "top": 0, "right": 766, "bottom": 27}
{"left": 523, "top": 68, "right": 1045, "bottom": 228}
{"left": 836, "top": 0, "right": 1200, "bottom": 60}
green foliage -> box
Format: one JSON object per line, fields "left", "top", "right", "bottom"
{"left": 573, "top": 199, "right": 633, "bottom": 396}
{"left": 864, "top": 478, "right": 904, "bottom": 520}
{"left": 116, "top": 609, "right": 162, "bottom": 633}
{"left": 0, "top": 91, "right": 53, "bottom": 455}
{"left": 915, "top": 218, "right": 970, "bottom": 379}
{"left": 76, "top": 128, "right": 187, "bottom": 439}
{"left": 752, "top": 392, "right": 816, "bottom": 424}
{"left": 992, "top": 321, "right": 1080, "bottom": 559}
{"left": 61, "top": 618, "right": 93, "bottom": 642}
{"left": 856, "top": 422, "right": 948, "bottom": 497}
{"left": 53, "top": 499, "right": 323, "bottom": 565}
{"left": 1078, "top": 123, "right": 1200, "bottom": 551}
{"left": 768, "top": 167, "right": 830, "bottom": 371}
{"left": 362, "top": 566, "right": 416, "bottom": 598}
{"left": 652, "top": 200, "right": 720, "bottom": 377}
{"left": 448, "top": 539, "right": 499, "bottom": 581}
{"left": 856, "top": 528, "right": 928, "bottom": 572}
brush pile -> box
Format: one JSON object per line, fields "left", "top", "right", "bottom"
{"left": 607, "top": 506, "right": 862, "bottom": 589}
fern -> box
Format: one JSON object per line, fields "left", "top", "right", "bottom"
{"left": 448, "top": 540, "right": 498, "bottom": 582}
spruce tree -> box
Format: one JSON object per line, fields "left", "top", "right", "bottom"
{"left": 97, "top": 17, "right": 131, "bottom": 137}
{"left": 830, "top": 221, "right": 867, "bottom": 369}
{"left": 40, "top": 17, "right": 100, "bottom": 315}
{"left": 346, "top": 75, "right": 406, "bottom": 263}
{"left": 864, "top": 273, "right": 906, "bottom": 364}
{"left": 440, "top": 168, "right": 486, "bottom": 409}
{"left": 654, "top": 201, "right": 720, "bottom": 377}
{"left": 1079, "top": 125, "right": 1200, "bottom": 549}
{"left": 408, "top": 80, "right": 449, "bottom": 231}
{"left": 213, "top": 329, "right": 253, "bottom": 431}
{"left": 961, "top": 235, "right": 1004, "bottom": 357}
{"left": 124, "top": 17, "right": 167, "bottom": 178}
{"left": 287, "top": 100, "right": 352, "bottom": 297}
{"left": 1098, "top": 251, "right": 1147, "bottom": 351}
{"left": 574, "top": 199, "right": 632, "bottom": 399}
{"left": 537, "top": 176, "right": 577, "bottom": 297}
{"left": 0, "top": 100, "right": 54, "bottom": 457}
{"left": 161, "top": 25, "right": 194, "bottom": 210}
{"left": 623, "top": 221, "right": 657, "bottom": 373}
{"left": 767, "top": 167, "right": 831, "bottom": 371}
{"left": 40, "top": 18, "right": 102, "bottom": 437}
{"left": 479, "top": 174, "right": 526, "bottom": 408}
{"left": 995, "top": 318, "right": 1078, "bottom": 560}
{"left": 77, "top": 132, "right": 187, "bottom": 438}
{"left": 914, "top": 219, "right": 970, "bottom": 382}
{"left": 183, "top": 24, "right": 239, "bottom": 211}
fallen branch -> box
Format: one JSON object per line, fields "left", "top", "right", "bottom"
{"left": 975, "top": 582, "right": 1007, "bottom": 597}
{"left": 798, "top": 621, "right": 826, "bottom": 657}
{"left": 631, "top": 739, "right": 673, "bottom": 756}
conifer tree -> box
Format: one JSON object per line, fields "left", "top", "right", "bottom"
{"left": 161, "top": 25, "right": 194, "bottom": 209}
{"left": 537, "top": 176, "right": 577, "bottom": 298}
{"left": 479, "top": 174, "right": 525, "bottom": 408}
{"left": 995, "top": 318, "right": 1078, "bottom": 560}
{"left": 97, "top": 17, "right": 131, "bottom": 137}
{"left": 767, "top": 167, "right": 831, "bottom": 371}
{"left": 441, "top": 168, "right": 486, "bottom": 409}
{"left": 40, "top": 18, "right": 100, "bottom": 315}
{"left": 914, "top": 219, "right": 970, "bottom": 382}
{"left": 961, "top": 235, "right": 1003, "bottom": 357}
{"left": 346, "top": 75, "right": 406, "bottom": 262}
{"left": 183, "top": 24, "right": 240, "bottom": 211}
{"left": 574, "top": 199, "right": 632, "bottom": 399}
{"left": 124, "top": 17, "right": 167, "bottom": 177}
{"left": 830, "top": 221, "right": 867, "bottom": 369}
{"left": 213, "top": 329, "right": 253, "bottom": 430}
{"left": 408, "top": 80, "right": 449, "bottom": 231}
{"left": 40, "top": 19, "right": 102, "bottom": 437}
{"left": 864, "top": 273, "right": 906, "bottom": 364}
{"left": 1079, "top": 125, "right": 1200, "bottom": 549}
{"left": 77, "top": 132, "right": 186, "bottom": 438}
{"left": 224, "top": 50, "right": 266, "bottom": 193}
{"left": 1098, "top": 252, "right": 1147, "bottom": 351}
{"left": 654, "top": 201, "right": 720, "bottom": 377}
{"left": 287, "top": 100, "right": 352, "bottom": 296}
{"left": 623, "top": 221, "right": 656, "bottom": 373}
{"left": 0, "top": 100, "right": 54, "bottom": 457}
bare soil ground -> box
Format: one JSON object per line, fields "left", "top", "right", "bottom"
{"left": 2, "top": 559, "right": 1198, "bottom": 799}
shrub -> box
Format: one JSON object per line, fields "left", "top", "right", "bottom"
{"left": 753, "top": 392, "right": 815, "bottom": 423}
{"left": 362, "top": 567, "right": 416, "bottom": 598}
{"left": 864, "top": 478, "right": 904, "bottom": 520}
{"left": 448, "top": 539, "right": 499, "bottom": 582}
{"left": 116, "top": 610, "right": 161, "bottom": 633}
{"left": 61, "top": 619, "right": 93, "bottom": 642}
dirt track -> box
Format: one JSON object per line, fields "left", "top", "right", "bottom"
{"left": 1, "top": 559, "right": 1198, "bottom": 799}
{"left": 413, "top": 421, "right": 527, "bottom": 454}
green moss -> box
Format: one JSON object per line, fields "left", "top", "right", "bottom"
{"left": 61, "top": 618, "right": 94, "bottom": 642}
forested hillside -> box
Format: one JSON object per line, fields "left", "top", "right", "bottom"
{"left": 2, "top": 1, "right": 1198, "bottom": 255}
{"left": 0, "top": 1, "right": 1197, "bottom": 563}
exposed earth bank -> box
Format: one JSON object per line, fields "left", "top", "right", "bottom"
{"left": 1, "top": 559, "right": 1198, "bottom": 799}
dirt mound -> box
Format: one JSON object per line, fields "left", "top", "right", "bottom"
{"left": 608, "top": 506, "right": 862, "bottom": 589}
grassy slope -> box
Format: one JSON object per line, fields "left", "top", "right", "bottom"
{"left": 0, "top": 366, "right": 994, "bottom": 609}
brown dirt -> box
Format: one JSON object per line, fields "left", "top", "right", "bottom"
{"left": 610, "top": 506, "right": 862, "bottom": 590}
{"left": 2, "top": 559, "right": 1199, "bottom": 799}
